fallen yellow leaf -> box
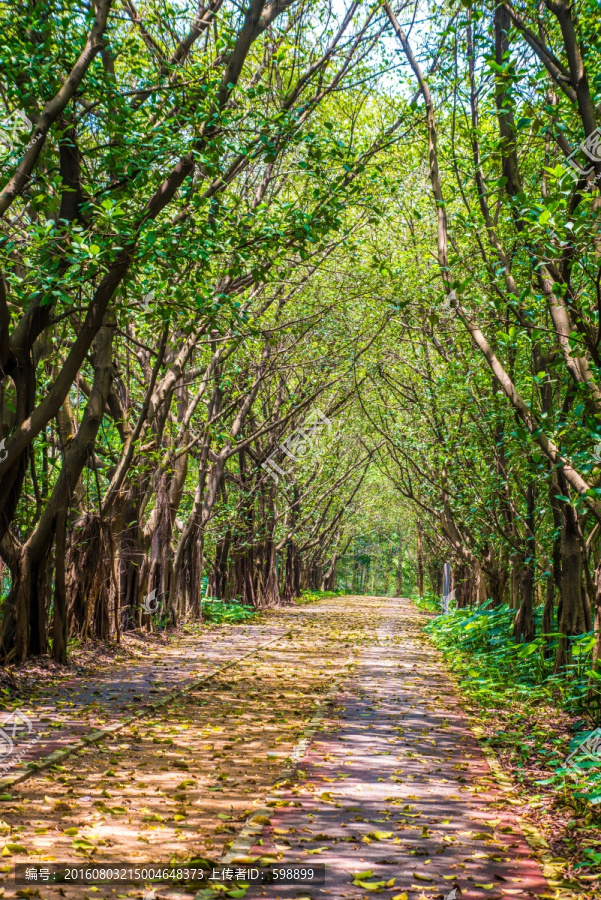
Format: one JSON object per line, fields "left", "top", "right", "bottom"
{"left": 412, "top": 872, "right": 433, "bottom": 882}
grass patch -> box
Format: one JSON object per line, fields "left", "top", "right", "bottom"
{"left": 201, "top": 598, "right": 256, "bottom": 623}
{"left": 413, "top": 590, "right": 441, "bottom": 615}
{"left": 294, "top": 589, "right": 345, "bottom": 605}
{"left": 424, "top": 600, "right": 601, "bottom": 857}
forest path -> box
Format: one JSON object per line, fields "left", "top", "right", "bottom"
{"left": 224, "top": 598, "right": 552, "bottom": 900}
{"left": 1, "top": 618, "right": 292, "bottom": 782}
{"left": 0, "top": 598, "right": 552, "bottom": 900}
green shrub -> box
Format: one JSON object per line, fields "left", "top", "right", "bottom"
{"left": 413, "top": 590, "right": 442, "bottom": 614}
{"left": 425, "top": 602, "right": 601, "bottom": 807}
{"left": 295, "top": 589, "right": 345, "bottom": 604}
{"left": 201, "top": 598, "right": 256, "bottom": 623}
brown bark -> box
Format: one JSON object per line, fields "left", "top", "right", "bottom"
{"left": 52, "top": 507, "right": 68, "bottom": 663}
{"left": 509, "top": 555, "right": 523, "bottom": 610}
{"left": 321, "top": 541, "right": 339, "bottom": 592}
{"left": 2, "top": 320, "right": 115, "bottom": 660}
{"left": 513, "top": 483, "right": 536, "bottom": 642}
{"left": 416, "top": 521, "right": 424, "bottom": 599}
{"left": 546, "top": 0, "right": 599, "bottom": 141}
{"left": 212, "top": 530, "right": 232, "bottom": 599}
{"left": 255, "top": 535, "right": 280, "bottom": 607}
{"left": 494, "top": 4, "right": 522, "bottom": 198}
{"left": 0, "top": 0, "right": 113, "bottom": 217}
{"left": 387, "top": 0, "right": 601, "bottom": 527}
{"left": 593, "top": 563, "right": 601, "bottom": 670}
{"left": 0, "top": 0, "right": 293, "bottom": 553}
{"left": 542, "top": 564, "right": 555, "bottom": 658}
{"left": 396, "top": 528, "right": 403, "bottom": 597}
{"left": 555, "top": 498, "right": 589, "bottom": 670}
{"left": 283, "top": 540, "right": 301, "bottom": 603}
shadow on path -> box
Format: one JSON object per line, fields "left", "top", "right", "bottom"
{"left": 240, "top": 598, "right": 550, "bottom": 900}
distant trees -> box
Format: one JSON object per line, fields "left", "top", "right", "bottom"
{"left": 0, "top": 0, "right": 397, "bottom": 661}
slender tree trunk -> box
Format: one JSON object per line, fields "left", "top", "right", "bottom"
{"left": 283, "top": 540, "right": 297, "bottom": 603}
{"left": 416, "top": 521, "right": 424, "bottom": 598}
{"left": 509, "top": 555, "right": 522, "bottom": 610}
{"left": 592, "top": 562, "right": 601, "bottom": 670}
{"left": 442, "top": 561, "right": 451, "bottom": 611}
{"left": 212, "top": 530, "right": 231, "bottom": 599}
{"left": 514, "top": 483, "right": 535, "bottom": 642}
{"left": 256, "top": 537, "right": 280, "bottom": 606}
{"left": 396, "top": 528, "right": 403, "bottom": 596}
{"left": 52, "top": 507, "right": 68, "bottom": 663}
{"left": 556, "top": 498, "right": 589, "bottom": 670}
{"left": 455, "top": 564, "right": 469, "bottom": 609}
{"left": 321, "top": 550, "right": 338, "bottom": 591}
{"left": 542, "top": 563, "right": 555, "bottom": 658}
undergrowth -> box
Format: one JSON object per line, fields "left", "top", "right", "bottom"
{"left": 413, "top": 590, "right": 441, "bottom": 615}
{"left": 200, "top": 598, "right": 256, "bottom": 623}
{"left": 294, "top": 589, "right": 345, "bottom": 604}
{"left": 424, "top": 598, "right": 601, "bottom": 817}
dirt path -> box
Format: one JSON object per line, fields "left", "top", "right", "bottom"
{"left": 238, "top": 599, "right": 553, "bottom": 900}
{"left": 0, "top": 597, "right": 555, "bottom": 900}
{"left": 1, "top": 620, "right": 290, "bottom": 779}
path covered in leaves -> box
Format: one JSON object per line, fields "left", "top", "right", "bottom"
{"left": 0, "top": 598, "right": 555, "bottom": 900}
{"left": 0, "top": 621, "right": 290, "bottom": 777}
{"left": 239, "top": 600, "right": 553, "bottom": 900}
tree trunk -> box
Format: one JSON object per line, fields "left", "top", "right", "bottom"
{"left": 486, "top": 545, "right": 507, "bottom": 608}
{"left": 542, "top": 565, "right": 555, "bottom": 658}
{"left": 555, "top": 499, "right": 589, "bottom": 670}
{"left": 321, "top": 551, "right": 338, "bottom": 592}
{"left": 52, "top": 507, "right": 68, "bottom": 663}
{"left": 282, "top": 540, "right": 298, "bottom": 603}
{"left": 416, "top": 521, "right": 424, "bottom": 598}
{"left": 396, "top": 529, "right": 403, "bottom": 597}
{"left": 509, "top": 555, "right": 523, "bottom": 610}
{"left": 1, "top": 320, "right": 115, "bottom": 662}
{"left": 592, "top": 562, "right": 601, "bottom": 670}
{"left": 455, "top": 564, "right": 470, "bottom": 609}
{"left": 256, "top": 537, "right": 280, "bottom": 606}
{"left": 177, "top": 521, "right": 204, "bottom": 618}
{"left": 514, "top": 482, "right": 535, "bottom": 642}
{"left": 212, "top": 530, "right": 232, "bottom": 599}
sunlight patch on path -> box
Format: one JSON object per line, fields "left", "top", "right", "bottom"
{"left": 237, "top": 598, "right": 551, "bottom": 900}
{"left": 0, "top": 597, "right": 385, "bottom": 900}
